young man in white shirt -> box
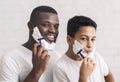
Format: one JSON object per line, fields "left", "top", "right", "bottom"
{"left": 53, "top": 16, "right": 115, "bottom": 82}
{"left": 0, "top": 6, "right": 61, "bottom": 82}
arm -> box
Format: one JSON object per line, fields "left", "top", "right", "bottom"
{"left": 79, "top": 57, "right": 96, "bottom": 82}
{"left": 104, "top": 71, "right": 115, "bottom": 82}
{"left": 23, "top": 43, "right": 50, "bottom": 82}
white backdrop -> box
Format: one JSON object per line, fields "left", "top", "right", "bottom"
{"left": 0, "top": 0, "right": 120, "bottom": 81}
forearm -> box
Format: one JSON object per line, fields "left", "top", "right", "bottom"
{"left": 23, "top": 69, "right": 42, "bottom": 82}
{"left": 105, "top": 71, "right": 115, "bottom": 82}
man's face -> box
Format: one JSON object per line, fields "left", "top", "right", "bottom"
{"left": 36, "top": 12, "right": 59, "bottom": 43}
{"left": 73, "top": 26, "right": 96, "bottom": 54}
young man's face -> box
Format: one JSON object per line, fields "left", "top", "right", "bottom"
{"left": 74, "top": 26, "right": 96, "bottom": 54}
{"left": 36, "top": 12, "right": 59, "bottom": 43}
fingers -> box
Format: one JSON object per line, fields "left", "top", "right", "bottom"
{"left": 83, "top": 57, "right": 96, "bottom": 70}
{"left": 84, "top": 57, "right": 94, "bottom": 64}
{"left": 37, "top": 46, "right": 44, "bottom": 57}
{"left": 83, "top": 57, "right": 87, "bottom": 64}
{"left": 40, "top": 50, "right": 48, "bottom": 60}
{"left": 33, "top": 43, "right": 49, "bottom": 60}
{"left": 33, "top": 43, "right": 39, "bottom": 55}
{"left": 33, "top": 43, "right": 46, "bottom": 56}
{"left": 93, "top": 63, "right": 96, "bottom": 70}
{"left": 32, "top": 43, "right": 50, "bottom": 75}
{"left": 80, "top": 57, "right": 96, "bottom": 79}
{"left": 44, "top": 55, "right": 50, "bottom": 64}
{"left": 87, "top": 58, "right": 94, "bottom": 65}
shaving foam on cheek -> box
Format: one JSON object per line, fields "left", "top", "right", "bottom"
{"left": 73, "top": 40, "right": 96, "bottom": 59}
{"left": 40, "top": 39, "right": 56, "bottom": 50}
{"left": 87, "top": 44, "right": 96, "bottom": 59}
{"left": 85, "top": 43, "right": 96, "bottom": 64}
{"left": 73, "top": 40, "right": 88, "bottom": 58}
{"left": 32, "top": 27, "right": 56, "bottom": 51}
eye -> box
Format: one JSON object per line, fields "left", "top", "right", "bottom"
{"left": 91, "top": 38, "right": 96, "bottom": 42}
{"left": 54, "top": 24, "right": 59, "bottom": 30}
{"left": 80, "top": 38, "right": 87, "bottom": 41}
{"left": 41, "top": 23, "right": 50, "bottom": 28}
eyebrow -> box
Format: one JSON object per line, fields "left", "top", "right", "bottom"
{"left": 40, "top": 21, "right": 50, "bottom": 23}
{"left": 80, "top": 35, "right": 96, "bottom": 38}
{"left": 41, "top": 21, "right": 59, "bottom": 25}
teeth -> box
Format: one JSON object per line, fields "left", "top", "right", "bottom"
{"left": 49, "top": 35, "right": 54, "bottom": 38}
{"left": 47, "top": 35, "right": 55, "bottom": 40}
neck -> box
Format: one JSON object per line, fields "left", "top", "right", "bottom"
{"left": 22, "top": 37, "right": 36, "bottom": 51}
{"left": 66, "top": 48, "right": 82, "bottom": 61}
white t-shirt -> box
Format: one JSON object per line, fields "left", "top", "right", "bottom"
{"left": 0, "top": 46, "right": 61, "bottom": 82}
{"left": 53, "top": 52, "right": 109, "bottom": 82}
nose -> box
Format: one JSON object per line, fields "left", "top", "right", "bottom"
{"left": 86, "top": 40, "right": 92, "bottom": 48}
{"left": 48, "top": 25, "right": 56, "bottom": 33}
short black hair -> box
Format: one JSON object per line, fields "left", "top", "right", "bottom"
{"left": 30, "top": 6, "right": 58, "bottom": 25}
{"left": 67, "top": 16, "right": 97, "bottom": 37}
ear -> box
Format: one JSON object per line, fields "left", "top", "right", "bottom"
{"left": 67, "top": 35, "right": 74, "bottom": 46}
{"left": 27, "top": 21, "right": 36, "bottom": 30}
{"left": 27, "top": 21, "right": 36, "bottom": 35}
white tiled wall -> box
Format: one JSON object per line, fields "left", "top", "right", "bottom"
{"left": 0, "top": 0, "right": 120, "bottom": 81}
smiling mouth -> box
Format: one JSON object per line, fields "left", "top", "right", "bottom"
{"left": 46, "top": 35, "right": 55, "bottom": 42}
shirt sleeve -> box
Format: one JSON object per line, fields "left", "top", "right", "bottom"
{"left": 53, "top": 66, "right": 69, "bottom": 82}
{"left": 0, "top": 55, "right": 19, "bottom": 82}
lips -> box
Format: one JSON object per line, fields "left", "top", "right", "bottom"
{"left": 46, "top": 34, "right": 55, "bottom": 41}
{"left": 47, "top": 35, "right": 55, "bottom": 40}
{"left": 86, "top": 50, "right": 92, "bottom": 54}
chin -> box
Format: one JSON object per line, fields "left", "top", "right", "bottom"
{"left": 50, "top": 39, "right": 56, "bottom": 43}
{"left": 47, "top": 40, "right": 55, "bottom": 44}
